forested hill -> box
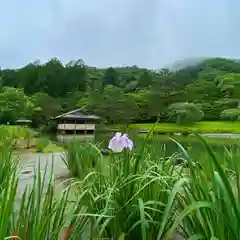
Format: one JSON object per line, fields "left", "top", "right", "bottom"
{"left": 0, "top": 57, "right": 240, "bottom": 127}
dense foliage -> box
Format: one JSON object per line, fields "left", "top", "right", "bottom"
{"left": 168, "top": 102, "right": 204, "bottom": 124}
{"left": 2, "top": 133, "right": 240, "bottom": 239}
{"left": 1, "top": 57, "right": 240, "bottom": 127}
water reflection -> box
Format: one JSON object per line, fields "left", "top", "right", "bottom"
{"left": 56, "top": 134, "right": 95, "bottom": 142}
{"left": 16, "top": 133, "right": 240, "bottom": 194}
{"left": 17, "top": 152, "right": 67, "bottom": 195}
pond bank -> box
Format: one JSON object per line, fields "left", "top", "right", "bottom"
{"left": 105, "top": 121, "right": 240, "bottom": 136}
{"left": 13, "top": 138, "right": 64, "bottom": 153}
{"left": 199, "top": 133, "right": 240, "bottom": 139}
{"left": 17, "top": 152, "right": 67, "bottom": 196}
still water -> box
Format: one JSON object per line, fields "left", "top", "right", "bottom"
{"left": 96, "top": 132, "right": 240, "bottom": 157}
{"left": 17, "top": 133, "right": 240, "bottom": 193}
{"left": 17, "top": 152, "right": 67, "bottom": 195}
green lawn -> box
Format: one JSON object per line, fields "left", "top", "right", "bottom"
{"left": 137, "top": 134, "right": 240, "bottom": 145}
{"left": 0, "top": 125, "right": 35, "bottom": 138}
{"left": 0, "top": 125, "right": 64, "bottom": 153}
{"left": 106, "top": 121, "right": 240, "bottom": 134}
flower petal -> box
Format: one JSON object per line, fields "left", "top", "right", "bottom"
{"left": 108, "top": 134, "right": 124, "bottom": 152}
{"left": 115, "top": 132, "right": 122, "bottom": 138}
{"left": 122, "top": 134, "right": 134, "bottom": 150}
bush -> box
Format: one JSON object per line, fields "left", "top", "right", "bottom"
{"left": 197, "top": 99, "right": 238, "bottom": 120}
{"left": 35, "top": 137, "right": 49, "bottom": 152}
{"left": 220, "top": 108, "right": 240, "bottom": 121}
{"left": 62, "top": 140, "right": 102, "bottom": 178}
{"left": 0, "top": 141, "right": 75, "bottom": 240}
{"left": 43, "top": 142, "right": 64, "bottom": 153}
{"left": 168, "top": 102, "right": 204, "bottom": 125}
{"left": 1, "top": 130, "right": 240, "bottom": 239}
{"left": 73, "top": 140, "right": 178, "bottom": 239}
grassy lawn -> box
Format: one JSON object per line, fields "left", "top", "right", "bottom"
{"left": 137, "top": 134, "right": 240, "bottom": 145}
{"left": 0, "top": 125, "right": 64, "bottom": 153}
{"left": 106, "top": 121, "right": 240, "bottom": 134}
{"left": 0, "top": 125, "right": 35, "bottom": 138}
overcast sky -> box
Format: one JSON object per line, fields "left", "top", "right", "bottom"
{"left": 1, "top": 0, "right": 240, "bottom": 69}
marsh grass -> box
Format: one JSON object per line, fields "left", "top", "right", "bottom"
{"left": 1, "top": 126, "right": 240, "bottom": 239}
{"left": 0, "top": 139, "right": 87, "bottom": 240}
{"left": 60, "top": 130, "right": 240, "bottom": 239}
{"left": 169, "top": 136, "right": 240, "bottom": 239}
{"left": 0, "top": 139, "right": 19, "bottom": 239}
{"left": 65, "top": 130, "right": 184, "bottom": 239}
{"left": 0, "top": 126, "right": 35, "bottom": 141}
{"left": 12, "top": 163, "right": 70, "bottom": 239}
{"left": 35, "top": 137, "right": 49, "bottom": 152}
{"left": 62, "top": 140, "right": 104, "bottom": 179}
{"left": 121, "top": 121, "right": 240, "bottom": 134}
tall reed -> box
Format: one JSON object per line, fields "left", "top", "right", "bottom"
{"left": 63, "top": 134, "right": 240, "bottom": 239}
{"left": 11, "top": 162, "right": 71, "bottom": 240}
{"left": 66, "top": 135, "right": 184, "bottom": 239}
{"left": 62, "top": 140, "right": 103, "bottom": 179}
{"left": 0, "top": 139, "right": 87, "bottom": 240}
{"left": 171, "top": 136, "right": 240, "bottom": 239}
{"left": 1, "top": 130, "right": 240, "bottom": 239}
{"left": 0, "top": 139, "right": 19, "bottom": 239}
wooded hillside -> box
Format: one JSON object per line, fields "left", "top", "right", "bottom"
{"left": 1, "top": 57, "right": 240, "bottom": 127}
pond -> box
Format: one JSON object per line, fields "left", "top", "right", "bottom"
{"left": 13, "top": 133, "right": 240, "bottom": 240}
{"left": 17, "top": 152, "right": 67, "bottom": 196}
{"left": 16, "top": 133, "right": 240, "bottom": 194}
{"left": 95, "top": 132, "right": 240, "bottom": 156}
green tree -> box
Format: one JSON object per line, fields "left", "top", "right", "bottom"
{"left": 144, "top": 91, "right": 165, "bottom": 120}
{"left": 85, "top": 85, "right": 139, "bottom": 124}
{"left": 197, "top": 67, "right": 225, "bottom": 81}
{"left": 220, "top": 109, "right": 240, "bottom": 121}
{"left": 0, "top": 87, "right": 32, "bottom": 123}
{"left": 203, "top": 58, "right": 240, "bottom": 73}
{"left": 168, "top": 102, "right": 204, "bottom": 125}
{"left": 138, "top": 71, "right": 152, "bottom": 88}
{"left": 17, "top": 61, "right": 41, "bottom": 94}
{"left": 1, "top": 69, "right": 19, "bottom": 88}
{"left": 65, "top": 59, "right": 87, "bottom": 93}
{"left": 102, "top": 67, "right": 119, "bottom": 87}
{"left": 31, "top": 92, "right": 61, "bottom": 126}
{"left": 61, "top": 91, "right": 83, "bottom": 111}
{"left": 185, "top": 80, "right": 220, "bottom": 102}
{"left": 99, "top": 85, "right": 125, "bottom": 123}
{"left": 1, "top": 56, "right": 240, "bottom": 126}
{"left": 39, "top": 58, "right": 65, "bottom": 97}
{"left": 197, "top": 99, "right": 238, "bottom": 121}
{"left": 127, "top": 92, "right": 149, "bottom": 121}
{"left": 215, "top": 73, "right": 240, "bottom": 98}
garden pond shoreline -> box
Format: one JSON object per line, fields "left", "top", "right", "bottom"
{"left": 17, "top": 152, "right": 68, "bottom": 195}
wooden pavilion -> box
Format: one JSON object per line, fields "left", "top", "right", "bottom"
{"left": 52, "top": 109, "right": 100, "bottom": 142}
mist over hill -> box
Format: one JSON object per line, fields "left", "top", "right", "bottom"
{"left": 166, "top": 57, "right": 209, "bottom": 71}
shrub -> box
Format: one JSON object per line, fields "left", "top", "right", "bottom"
{"left": 168, "top": 102, "right": 204, "bottom": 125}
{"left": 0, "top": 141, "right": 66, "bottom": 239}
{"left": 174, "top": 137, "right": 240, "bottom": 239}
{"left": 43, "top": 142, "right": 64, "bottom": 153}
{"left": 68, "top": 134, "right": 240, "bottom": 239}
{"left": 0, "top": 128, "right": 240, "bottom": 239}
{"left": 61, "top": 140, "right": 102, "bottom": 178}
{"left": 69, "top": 132, "right": 181, "bottom": 239}
{"left": 35, "top": 137, "right": 49, "bottom": 152}
{"left": 220, "top": 108, "right": 240, "bottom": 121}
{"left": 12, "top": 164, "right": 71, "bottom": 240}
